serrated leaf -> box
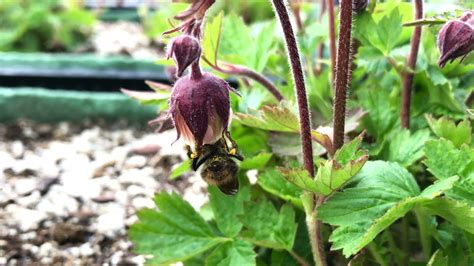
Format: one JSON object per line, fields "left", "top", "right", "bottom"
{"left": 209, "top": 186, "right": 250, "bottom": 237}
{"left": 202, "top": 11, "right": 223, "bottom": 66}
{"left": 334, "top": 133, "right": 366, "bottom": 165}
{"left": 422, "top": 198, "right": 474, "bottom": 234}
{"left": 279, "top": 167, "right": 319, "bottom": 193}
{"left": 386, "top": 129, "right": 431, "bottom": 167}
{"left": 315, "top": 155, "right": 369, "bottom": 196}
{"left": 205, "top": 239, "right": 256, "bottom": 266}
{"left": 257, "top": 169, "right": 302, "bottom": 207}
{"left": 424, "top": 139, "right": 474, "bottom": 180}
{"left": 426, "top": 115, "right": 472, "bottom": 148}
{"left": 169, "top": 160, "right": 191, "bottom": 180}
{"left": 318, "top": 161, "right": 457, "bottom": 257}
{"left": 240, "top": 152, "right": 272, "bottom": 170}
{"left": 234, "top": 104, "right": 299, "bottom": 132}
{"left": 129, "top": 193, "right": 227, "bottom": 264}
{"left": 240, "top": 200, "right": 297, "bottom": 251}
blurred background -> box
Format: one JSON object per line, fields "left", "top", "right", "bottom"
{"left": 0, "top": 0, "right": 468, "bottom": 265}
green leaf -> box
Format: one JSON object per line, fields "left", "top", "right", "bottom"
{"left": 424, "top": 139, "right": 474, "bottom": 180}
{"left": 205, "top": 239, "right": 256, "bottom": 266}
{"left": 426, "top": 115, "right": 472, "bottom": 148}
{"left": 240, "top": 200, "right": 297, "bottom": 251}
{"left": 422, "top": 198, "right": 474, "bottom": 234}
{"left": 121, "top": 88, "right": 170, "bottom": 109}
{"left": 129, "top": 193, "right": 227, "bottom": 264}
{"left": 209, "top": 186, "right": 250, "bottom": 237}
{"left": 386, "top": 129, "right": 431, "bottom": 167}
{"left": 257, "top": 169, "right": 303, "bottom": 207}
{"left": 240, "top": 152, "right": 272, "bottom": 170}
{"left": 279, "top": 168, "right": 319, "bottom": 193}
{"left": 318, "top": 161, "right": 457, "bottom": 257}
{"left": 334, "top": 133, "right": 366, "bottom": 165}
{"left": 202, "top": 11, "right": 224, "bottom": 66}
{"left": 169, "top": 160, "right": 191, "bottom": 180}
{"left": 428, "top": 250, "right": 448, "bottom": 266}
{"left": 234, "top": 104, "right": 299, "bottom": 133}
{"left": 376, "top": 7, "right": 403, "bottom": 54}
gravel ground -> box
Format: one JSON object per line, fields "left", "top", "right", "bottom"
{"left": 0, "top": 120, "right": 208, "bottom": 265}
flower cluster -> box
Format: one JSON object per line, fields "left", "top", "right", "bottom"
{"left": 437, "top": 11, "right": 474, "bottom": 67}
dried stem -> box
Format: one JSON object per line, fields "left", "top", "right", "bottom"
{"left": 327, "top": 0, "right": 337, "bottom": 79}
{"left": 202, "top": 57, "right": 284, "bottom": 101}
{"left": 332, "top": 0, "right": 353, "bottom": 151}
{"left": 401, "top": 0, "right": 423, "bottom": 129}
{"left": 271, "top": 1, "right": 325, "bottom": 265}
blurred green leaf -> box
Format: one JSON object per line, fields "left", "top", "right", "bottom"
{"left": 241, "top": 200, "right": 297, "bottom": 251}
{"left": 423, "top": 198, "right": 474, "bottom": 234}
{"left": 240, "top": 152, "right": 272, "bottom": 170}
{"left": 258, "top": 169, "right": 303, "bottom": 207}
{"left": 169, "top": 160, "right": 191, "bottom": 180}
{"left": 426, "top": 115, "right": 472, "bottom": 148}
{"left": 385, "top": 129, "right": 431, "bottom": 167}
{"left": 205, "top": 239, "right": 256, "bottom": 266}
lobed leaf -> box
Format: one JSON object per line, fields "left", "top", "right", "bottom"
{"left": 129, "top": 193, "right": 227, "bottom": 264}
{"left": 205, "top": 239, "right": 256, "bottom": 266}
{"left": 426, "top": 115, "right": 472, "bottom": 148}
{"left": 386, "top": 129, "right": 431, "bottom": 167}
{"left": 209, "top": 185, "right": 250, "bottom": 237}
{"left": 240, "top": 200, "right": 297, "bottom": 251}
{"left": 318, "top": 161, "right": 457, "bottom": 256}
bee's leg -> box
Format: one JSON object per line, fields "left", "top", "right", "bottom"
{"left": 223, "top": 131, "right": 244, "bottom": 161}
{"left": 185, "top": 145, "right": 194, "bottom": 159}
{"left": 186, "top": 144, "right": 201, "bottom": 159}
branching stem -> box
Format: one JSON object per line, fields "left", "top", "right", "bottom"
{"left": 401, "top": 0, "right": 423, "bottom": 129}
{"left": 332, "top": 0, "right": 353, "bottom": 151}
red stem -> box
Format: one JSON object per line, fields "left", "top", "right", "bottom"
{"left": 327, "top": 0, "right": 337, "bottom": 79}
{"left": 272, "top": 0, "right": 314, "bottom": 177}
{"left": 332, "top": 0, "right": 353, "bottom": 151}
{"left": 401, "top": 0, "right": 423, "bottom": 129}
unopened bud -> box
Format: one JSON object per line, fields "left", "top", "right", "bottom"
{"left": 167, "top": 35, "right": 202, "bottom": 77}
{"left": 437, "top": 11, "right": 474, "bottom": 67}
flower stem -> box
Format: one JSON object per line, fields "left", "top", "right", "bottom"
{"left": 190, "top": 61, "right": 203, "bottom": 80}
{"left": 271, "top": 0, "right": 314, "bottom": 177}
{"left": 271, "top": 2, "right": 326, "bottom": 265}
{"left": 202, "top": 57, "right": 284, "bottom": 101}
{"left": 401, "top": 0, "right": 423, "bottom": 129}
{"left": 332, "top": 0, "right": 353, "bottom": 151}
{"left": 327, "top": 0, "right": 337, "bottom": 79}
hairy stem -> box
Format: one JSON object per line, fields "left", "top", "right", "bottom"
{"left": 272, "top": 1, "right": 326, "bottom": 265}
{"left": 401, "top": 0, "right": 423, "bottom": 129}
{"left": 327, "top": 0, "right": 337, "bottom": 79}
{"left": 202, "top": 57, "right": 284, "bottom": 101}
{"left": 332, "top": 0, "right": 353, "bottom": 151}
{"left": 271, "top": 0, "right": 314, "bottom": 177}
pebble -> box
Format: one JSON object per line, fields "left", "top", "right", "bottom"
{"left": 14, "top": 178, "right": 38, "bottom": 195}
{"left": 0, "top": 120, "right": 203, "bottom": 264}
{"left": 7, "top": 205, "right": 47, "bottom": 231}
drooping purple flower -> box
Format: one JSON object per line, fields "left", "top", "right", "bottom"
{"left": 167, "top": 35, "right": 202, "bottom": 77}
{"left": 169, "top": 72, "right": 237, "bottom": 148}
{"left": 437, "top": 11, "right": 474, "bottom": 67}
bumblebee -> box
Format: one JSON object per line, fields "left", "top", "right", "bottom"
{"left": 185, "top": 132, "right": 244, "bottom": 195}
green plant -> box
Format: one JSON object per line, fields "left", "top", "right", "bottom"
{"left": 125, "top": 1, "right": 474, "bottom": 265}
{"left": 0, "top": 0, "right": 96, "bottom": 52}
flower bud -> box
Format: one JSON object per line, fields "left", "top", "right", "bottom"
{"left": 437, "top": 11, "right": 474, "bottom": 67}
{"left": 353, "top": 0, "right": 368, "bottom": 13}
{"left": 167, "top": 35, "right": 202, "bottom": 77}
{"left": 169, "top": 72, "right": 235, "bottom": 148}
